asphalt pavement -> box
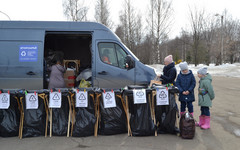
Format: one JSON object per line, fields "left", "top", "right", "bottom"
{"left": 0, "top": 76, "right": 239, "bottom": 150}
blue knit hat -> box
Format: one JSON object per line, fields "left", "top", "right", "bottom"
{"left": 197, "top": 67, "right": 207, "bottom": 75}
{"left": 179, "top": 62, "right": 188, "bottom": 71}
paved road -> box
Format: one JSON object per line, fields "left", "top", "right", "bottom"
{"left": 0, "top": 76, "right": 239, "bottom": 150}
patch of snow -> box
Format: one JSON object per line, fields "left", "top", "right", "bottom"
{"left": 234, "top": 129, "right": 240, "bottom": 137}
{"left": 149, "top": 63, "right": 240, "bottom": 78}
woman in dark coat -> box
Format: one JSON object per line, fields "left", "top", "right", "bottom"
{"left": 157, "top": 55, "right": 179, "bottom": 134}
{"left": 159, "top": 55, "right": 177, "bottom": 85}
{"left": 175, "top": 62, "right": 196, "bottom": 116}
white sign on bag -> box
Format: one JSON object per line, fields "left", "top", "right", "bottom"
{"left": 49, "top": 92, "right": 62, "bottom": 108}
{"left": 103, "top": 91, "right": 116, "bottom": 108}
{"left": 26, "top": 93, "right": 39, "bottom": 109}
{"left": 76, "top": 91, "right": 88, "bottom": 107}
{"left": 156, "top": 88, "right": 169, "bottom": 105}
{"left": 0, "top": 93, "right": 10, "bottom": 109}
{"left": 133, "top": 89, "right": 147, "bottom": 104}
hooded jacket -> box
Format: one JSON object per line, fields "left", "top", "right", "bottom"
{"left": 198, "top": 73, "right": 215, "bottom": 107}
{"left": 160, "top": 62, "right": 177, "bottom": 85}
{"left": 48, "top": 64, "right": 66, "bottom": 89}
{"left": 175, "top": 70, "right": 196, "bottom": 102}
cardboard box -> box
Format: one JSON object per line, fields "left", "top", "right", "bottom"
{"left": 63, "top": 60, "right": 80, "bottom": 88}
{"left": 64, "top": 79, "right": 75, "bottom": 88}
{"left": 149, "top": 80, "right": 162, "bottom": 87}
{"left": 64, "top": 69, "right": 75, "bottom": 79}
{"left": 64, "top": 69, "right": 75, "bottom": 88}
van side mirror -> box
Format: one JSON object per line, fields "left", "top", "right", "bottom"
{"left": 125, "top": 55, "right": 135, "bottom": 70}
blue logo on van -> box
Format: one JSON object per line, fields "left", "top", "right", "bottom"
{"left": 19, "top": 45, "right": 38, "bottom": 62}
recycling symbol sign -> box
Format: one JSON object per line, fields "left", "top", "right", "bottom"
{"left": 159, "top": 91, "right": 167, "bottom": 99}
{"left": 156, "top": 89, "right": 169, "bottom": 106}
{"left": 103, "top": 91, "right": 116, "bottom": 108}
{"left": 19, "top": 45, "right": 38, "bottom": 62}
{"left": 49, "top": 92, "right": 62, "bottom": 108}
{"left": 2, "top": 94, "right": 8, "bottom": 103}
{"left": 26, "top": 93, "right": 38, "bottom": 109}
{"left": 76, "top": 91, "right": 88, "bottom": 108}
{"left": 21, "top": 51, "right": 26, "bottom": 56}
{"left": 29, "top": 95, "right": 37, "bottom": 102}
{"left": 133, "top": 89, "right": 146, "bottom": 104}
{"left": 105, "top": 93, "right": 112, "bottom": 100}
{"left": 52, "top": 93, "right": 60, "bottom": 100}
{"left": 79, "top": 93, "right": 86, "bottom": 100}
{"left": 136, "top": 91, "right": 144, "bottom": 97}
{"left": 0, "top": 93, "right": 10, "bottom": 109}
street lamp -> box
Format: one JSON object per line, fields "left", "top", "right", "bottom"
{"left": 215, "top": 14, "right": 224, "bottom": 64}
{"left": 0, "top": 11, "right": 11, "bottom": 20}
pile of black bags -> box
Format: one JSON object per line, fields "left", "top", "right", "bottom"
{"left": 18, "top": 90, "right": 48, "bottom": 138}
{"left": 0, "top": 90, "right": 20, "bottom": 137}
{"left": 153, "top": 86, "right": 179, "bottom": 134}
{"left": 71, "top": 88, "right": 96, "bottom": 137}
{"left": 97, "top": 89, "right": 127, "bottom": 135}
{"left": 124, "top": 85, "right": 155, "bottom": 136}
{"left": 0, "top": 85, "right": 179, "bottom": 139}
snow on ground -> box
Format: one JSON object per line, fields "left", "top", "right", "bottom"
{"left": 150, "top": 63, "right": 240, "bottom": 78}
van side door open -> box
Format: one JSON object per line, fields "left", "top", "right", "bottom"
{"left": 95, "top": 42, "right": 135, "bottom": 88}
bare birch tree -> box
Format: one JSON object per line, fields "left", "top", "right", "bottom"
{"left": 202, "top": 15, "right": 217, "bottom": 65}
{"left": 126, "top": 0, "right": 136, "bottom": 52}
{"left": 94, "top": 0, "right": 113, "bottom": 29}
{"left": 147, "top": 0, "right": 173, "bottom": 64}
{"left": 223, "top": 16, "right": 239, "bottom": 63}
{"left": 63, "top": 0, "right": 89, "bottom": 21}
{"left": 157, "top": 9, "right": 240, "bottom": 65}
{"left": 117, "top": 0, "right": 143, "bottom": 55}
{"left": 188, "top": 7, "right": 205, "bottom": 66}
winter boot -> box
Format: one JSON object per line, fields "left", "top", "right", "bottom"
{"left": 190, "top": 112, "right": 194, "bottom": 117}
{"left": 180, "top": 112, "right": 185, "bottom": 117}
{"left": 201, "top": 116, "right": 210, "bottom": 129}
{"left": 196, "top": 115, "right": 205, "bottom": 127}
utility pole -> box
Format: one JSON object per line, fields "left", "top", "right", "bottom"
{"left": 221, "top": 15, "right": 224, "bottom": 64}
{"left": 215, "top": 14, "right": 224, "bottom": 64}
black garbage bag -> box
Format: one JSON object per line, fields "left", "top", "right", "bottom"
{"left": 0, "top": 90, "right": 20, "bottom": 137}
{"left": 49, "top": 89, "right": 71, "bottom": 136}
{"left": 98, "top": 89, "right": 127, "bottom": 135}
{"left": 154, "top": 86, "right": 179, "bottom": 134}
{"left": 18, "top": 90, "right": 48, "bottom": 138}
{"left": 124, "top": 85, "right": 155, "bottom": 136}
{"left": 71, "top": 88, "right": 96, "bottom": 137}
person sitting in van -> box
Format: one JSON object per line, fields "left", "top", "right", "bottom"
{"left": 101, "top": 49, "right": 111, "bottom": 64}
{"left": 48, "top": 52, "right": 66, "bottom": 89}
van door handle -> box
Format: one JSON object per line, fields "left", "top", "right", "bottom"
{"left": 98, "top": 71, "right": 107, "bottom": 75}
{"left": 27, "top": 71, "right": 36, "bottom": 75}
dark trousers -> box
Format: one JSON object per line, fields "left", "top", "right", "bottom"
{"left": 201, "top": 106, "right": 210, "bottom": 116}
{"left": 180, "top": 101, "right": 193, "bottom": 113}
